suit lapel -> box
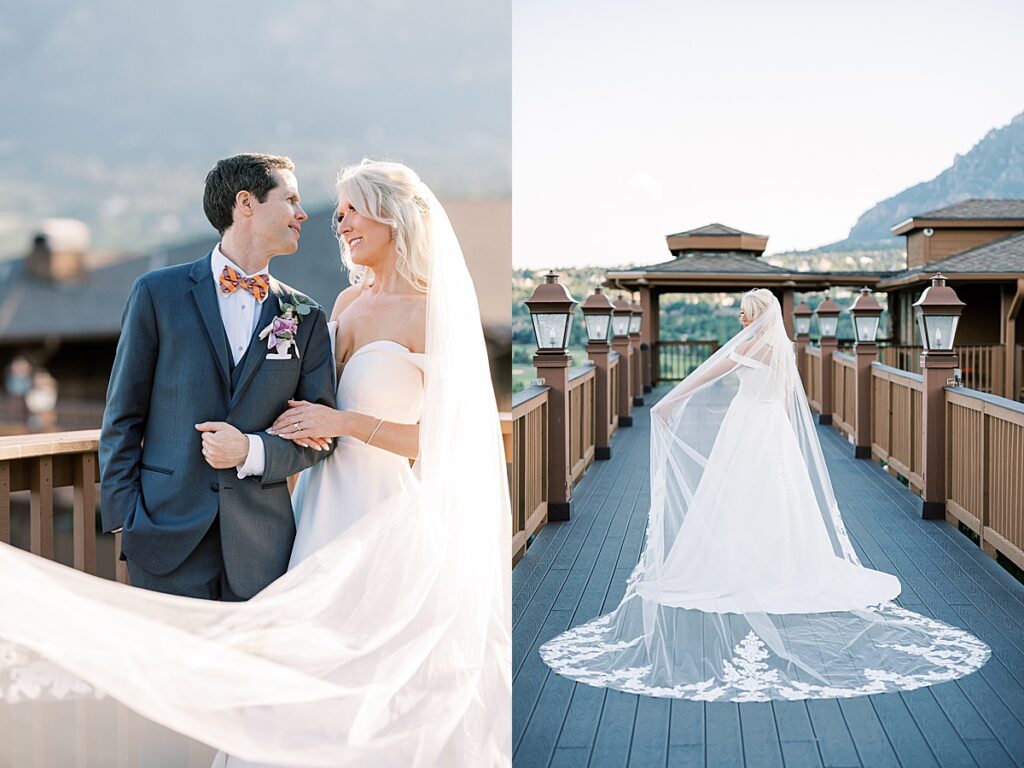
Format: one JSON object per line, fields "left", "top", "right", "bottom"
{"left": 188, "top": 254, "right": 231, "bottom": 391}
{"left": 228, "top": 279, "right": 284, "bottom": 411}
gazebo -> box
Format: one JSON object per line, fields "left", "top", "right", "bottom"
{"left": 606, "top": 223, "right": 883, "bottom": 387}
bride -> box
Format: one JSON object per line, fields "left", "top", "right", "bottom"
{"left": 0, "top": 161, "right": 511, "bottom": 766}
{"left": 541, "top": 289, "right": 988, "bottom": 701}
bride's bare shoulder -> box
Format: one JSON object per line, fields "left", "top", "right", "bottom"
{"left": 331, "top": 285, "right": 363, "bottom": 321}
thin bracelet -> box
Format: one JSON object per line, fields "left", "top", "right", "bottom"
{"left": 366, "top": 417, "right": 384, "bottom": 445}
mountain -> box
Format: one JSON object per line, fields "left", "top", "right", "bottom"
{"left": 835, "top": 111, "right": 1024, "bottom": 248}
{"left": 0, "top": 1, "right": 510, "bottom": 258}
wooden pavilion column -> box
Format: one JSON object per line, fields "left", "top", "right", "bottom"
{"left": 648, "top": 289, "right": 660, "bottom": 387}
{"left": 639, "top": 285, "right": 655, "bottom": 392}
{"left": 781, "top": 286, "right": 795, "bottom": 338}
{"left": 1002, "top": 279, "right": 1024, "bottom": 399}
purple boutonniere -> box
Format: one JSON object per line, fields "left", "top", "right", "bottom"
{"left": 258, "top": 294, "right": 315, "bottom": 359}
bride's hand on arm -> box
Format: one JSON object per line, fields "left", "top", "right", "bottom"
{"left": 268, "top": 401, "right": 338, "bottom": 451}
{"left": 270, "top": 400, "right": 419, "bottom": 460}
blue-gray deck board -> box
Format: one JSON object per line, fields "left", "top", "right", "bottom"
{"left": 513, "top": 386, "right": 1024, "bottom": 767}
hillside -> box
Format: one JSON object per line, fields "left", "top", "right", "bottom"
{"left": 837, "top": 111, "right": 1024, "bottom": 247}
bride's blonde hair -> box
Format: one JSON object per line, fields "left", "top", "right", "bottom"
{"left": 741, "top": 288, "right": 776, "bottom": 323}
{"left": 334, "top": 159, "right": 431, "bottom": 293}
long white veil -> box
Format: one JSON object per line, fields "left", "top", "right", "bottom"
{"left": 0, "top": 186, "right": 511, "bottom": 765}
{"left": 540, "top": 295, "right": 988, "bottom": 701}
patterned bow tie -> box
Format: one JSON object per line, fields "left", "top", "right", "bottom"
{"left": 219, "top": 266, "right": 270, "bottom": 303}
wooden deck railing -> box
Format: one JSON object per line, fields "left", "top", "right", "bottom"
{"left": 831, "top": 352, "right": 856, "bottom": 439}
{"left": 946, "top": 388, "right": 1024, "bottom": 571}
{"left": 807, "top": 346, "right": 822, "bottom": 412}
{"left": 0, "top": 430, "right": 127, "bottom": 582}
{"left": 879, "top": 343, "right": 1007, "bottom": 397}
{"left": 505, "top": 386, "right": 550, "bottom": 564}
{"left": 656, "top": 340, "right": 718, "bottom": 382}
{"left": 568, "top": 365, "right": 596, "bottom": 485}
{"left": 870, "top": 362, "right": 923, "bottom": 492}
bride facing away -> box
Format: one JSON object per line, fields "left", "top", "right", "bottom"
{"left": 0, "top": 161, "right": 511, "bottom": 767}
{"left": 540, "top": 288, "right": 989, "bottom": 701}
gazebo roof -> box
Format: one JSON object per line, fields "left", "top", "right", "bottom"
{"left": 629, "top": 252, "right": 791, "bottom": 275}
{"left": 665, "top": 223, "right": 769, "bottom": 256}
{"left": 878, "top": 231, "right": 1024, "bottom": 289}
{"left": 892, "top": 199, "right": 1024, "bottom": 235}
{"left": 666, "top": 223, "right": 763, "bottom": 238}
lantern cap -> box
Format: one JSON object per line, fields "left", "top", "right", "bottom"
{"left": 793, "top": 301, "right": 813, "bottom": 317}
{"left": 912, "top": 273, "right": 965, "bottom": 314}
{"left": 849, "top": 286, "right": 883, "bottom": 316}
{"left": 524, "top": 270, "right": 578, "bottom": 313}
{"left": 816, "top": 292, "right": 841, "bottom": 317}
{"left": 612, "top": 295, "right": 633, "bottom": 314}
{"left": 580, "top": 284, "right": 615, "bottom": 315}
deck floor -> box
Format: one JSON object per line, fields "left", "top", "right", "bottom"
{"left": 513, "top": 385, "right": 1024, "bottom": 768}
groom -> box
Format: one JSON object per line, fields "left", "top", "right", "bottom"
{"left": 99, "top": 153, "right": 337, "bottom": 601}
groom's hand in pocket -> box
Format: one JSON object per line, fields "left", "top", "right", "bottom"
{"left": 195, "top": 422, "right": 249, "bottom": 469}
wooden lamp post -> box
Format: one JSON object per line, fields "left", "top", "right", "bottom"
{"left": 581, "top": 285, "right": 615, "bottom": 460}
{"left": 849, "top": 287, "right": 883, "bottom": 459}
{"left": 914, "top": 274, "right": 965, "bottom": 520}
{"left": 524, "top": 271, "right": 578, "bottom": 521}
{"left": 815, "top": 292, "right": 841, "bottom": 425}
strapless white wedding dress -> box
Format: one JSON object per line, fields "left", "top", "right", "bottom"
{"left": 218, "top": 337, "right": 425, "bottom": 768}
{"left": 637, "top": 351, "right": 900, "bottom": 614}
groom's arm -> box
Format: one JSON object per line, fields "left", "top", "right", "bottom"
{"left": 99, "top": 278, "right": 158, "bottom": 533}
{"left": 259, "top": 306, "right": 337, "bottom": 485}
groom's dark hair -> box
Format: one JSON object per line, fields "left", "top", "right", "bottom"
{"left": 203, "top": 153, "right": 296, "bottom": 234}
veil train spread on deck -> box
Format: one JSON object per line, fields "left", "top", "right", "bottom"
{"left": 540, "top": 296, "right": 988, "bottom": 701}
{"left": 0, "top": 186, "right": 511, "bottom": 766}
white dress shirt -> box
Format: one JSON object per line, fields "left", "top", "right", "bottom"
{"left": 211, "top": 245, "right": 267, "bottom": 478}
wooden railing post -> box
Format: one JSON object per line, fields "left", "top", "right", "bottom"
{"left": 534, "top": 352, "right": 572, "bottom": 521}
{"left": 819, "top": 336, "right": 837, "bottom": 425}
{"left": 921, "top": 349, "right": 957, "bottom": 519}
{"left": 73, "top": 453, "right": 98, "bottom": 575}
{"left": 30, "top": 455, "right": 54, "bottom": 559}
{"left": 0, "top": 463, "right": 9, "bottom": 545}
{"left": 854, "top": 340, "right": 877, "bottom": 458}
{"left": 795, "top": 332, "right": 809, "bottom": 391}
{"left": 612, "top": 334, "right": 633, "bottom": 427}
{"left": 587, "top": 341, "right": 613, "bottom": 460}
{"left": 630, "top": 330, "right": 643, "bottom": 407}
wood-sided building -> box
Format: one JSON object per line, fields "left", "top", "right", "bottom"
{"left": 880, "top": 200, "right": 1024, "bottom": 399}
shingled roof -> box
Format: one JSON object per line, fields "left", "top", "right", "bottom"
{"left": 0, "top": 206, "right": 348, "bottom": 343}
{"left": 0, "top": 199, "right": 511, "bottom": 342}
{"left": 665, "top": 223, "right": 765, "bottom": 238}
{"left": 877, "top": 231, "right": 1024, "bottom": 289}
{"left": 637, "top": 252, "right": 792, "bottom": 274}
{"left": 913, "top": 199, "right": 1024, "bottom": 220}
{"left": 892, "top": 199, "right": 1024, "bottom": 236}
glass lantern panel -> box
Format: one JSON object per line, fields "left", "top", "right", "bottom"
{"left": 854, "top": 315, "right": 879, "bottom": 343}
{"left": 628, "top": 314, "right": 641, "bottom": 334}
{"left": 532, "top": 313, "right": 570, "bottom": 350}
{"left": 584, "top": 314, "right": 611, "bottom": 343}
{"left": 612, "top": 315, "right": 630, "bottom": 337}
{"left": 795, "top": 316, "right": 811, "bottom": 335}
{"left": 818, "top": 315, "right": 839, "bottom": 338}
{"left": 920, "top": 314, "right": 958, "bottom": 351}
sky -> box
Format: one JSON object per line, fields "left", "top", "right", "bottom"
{"left": 512, "top": 0, "right": 1024, "bottom": 268}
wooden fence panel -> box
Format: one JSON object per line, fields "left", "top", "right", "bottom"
{"left": 946, "top": 388, "right": 1024, "bottom": 570}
